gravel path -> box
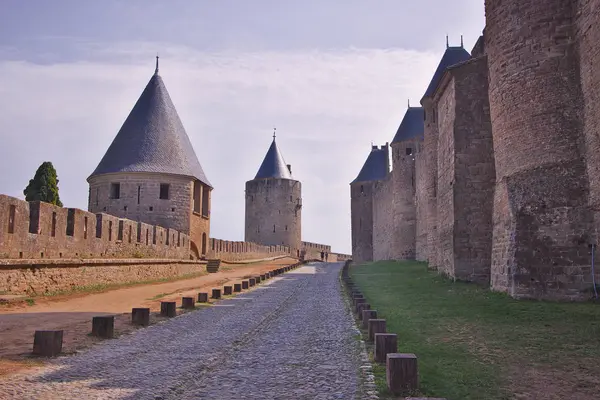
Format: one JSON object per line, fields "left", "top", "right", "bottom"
{"left": 0, "top": 262, "right": 371, "bottom": 400}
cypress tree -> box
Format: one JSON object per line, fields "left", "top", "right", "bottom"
{"left": 23, "top": 161, "right": 63, "bottom": 207}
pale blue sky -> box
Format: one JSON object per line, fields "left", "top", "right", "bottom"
{"left": 0, "top": 0, "right": 485, "bottom": 254}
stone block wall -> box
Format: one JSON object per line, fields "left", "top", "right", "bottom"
{"left": 301, "top": 241, "right": 332, "bottom": 260}
{"left": 207, "top": 238, "right": 292, "bottom": 262}
{"left": 245, "top": 178, "right": 302, "bottom": 249}
{"left": 415, "top": 141, "right": 428, "bottom": 261}
{"left": 351, "top": 181, "right": 376, "bottom": 264}
{"left": 0, "top": 194, "right": 190, "bottom": 260}
{"left": 372, "top": 175, "right": 395, "bottom": 260}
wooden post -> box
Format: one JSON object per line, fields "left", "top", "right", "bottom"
{"left": 234, "top": 283, "right": 242, "bottom": 292}
{"left": 32, "top": 330, "right": 63, "bottom": 357}
{"left": 362, "top": 310, "right": 377, "bottom": 329}
{"left": 91, "top": 316, "right": 114, "bottom": 338}
{"left": 197, "top": 292, "right": 208, "bottom": 303}
{"left": 182, "top": 297, "right": 195, "bottom": 309}
{"left": 161, "top": 301, "right": 177, "bottom": 317}
{"left": 386, "top": 353, "right": 418, "bottom": 396}
{"left": 261, "top": 274, "right": 267, "bottom": 280}
{"left": 132, "top": 308, "right": 150, "bottom": 326}
{"left": 356, "top": 302, "right": 370, "bottom": 318}
{"left": 375, "top": 333, "right": 398, "bottom": 363}
{"left": 212, "top": 288, "right": 222, "bottom": 299}
{"left": 255, "top": 276, "right": 261, "bottom": 284}
{"left": 242, "top": 280, "right": 249, "bottom": 289}
{"left": 368, "top": 319, "right": 386, "bottom": 341}
{"left": 224, "top": 285, "right": 233, "bottom": 295}
{"left": 354, "top": 297, "right": 366, "bottom": 308}
{"left": 249, "top": 278, "right": 256, "bottom": 287}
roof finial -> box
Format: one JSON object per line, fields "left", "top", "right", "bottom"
{"left": 446, "top": 35, "right": 449, "bottom": 48}
{"left": 155, "top": 54, "right": 159, "bottom": 75}
{"left": 273, "top": 127, "right": 276, "bottom": 140}
{"left": 408, "top": 99, "right": 411, "bottom": 108}
{"left": 460, "top": 35, "right": 464, "bottom": 48}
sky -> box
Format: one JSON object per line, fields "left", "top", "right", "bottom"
{"left": 0, "top": 0, "right": 485, "bottom": 254}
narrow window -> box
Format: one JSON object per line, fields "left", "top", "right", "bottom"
{"left": 137, "top": 186, "right": 141, "bottom": 204}
{"left": 66, "top": 209, "right": 75, "bottom": 236}
{"left": 137, "top": 222, "right": 142, "bottom": 242}
{"left": 193, "top": 181, "right": 201, "bottom": 213}
{"left": 202, "top": 185, "right": 209, "bottom": 217}
{"left": 360, "top": 218, "right": 362, "bottom": 229}
{"left": 285, "top": 225, "right": 288, "bottom": 231}
{"left": 360, "top": 185, "right": 364, "bottom": 193}
{"left": 96, "top": 214, "right": 102, "bottom": 238}
{"left": 149, "top": 206, "right": 153, "bottom": 211}
{"left": 153, "top": 226, "right": 157, "bottom": 245}
{"left": 118, "top": 220, "right": 124, "bottom": 241}
{"left": 108, "top": 221, "right": 113, "bottom": 241}
{"left": 110, "top": 183, "right": 120, "bottom": 199}
{"left": 128, "top": 225, "right": 132, "bottom": 243}
{"left": 406, "top": 147, "right": 413, "bottom": 156}
{"left": 146, "top": 229, "right": 149, "bottom": 245}
{"left": 166, "top": 230, "right": 170, "bottom": 245}
{"left": 51, "top": 212, "right": 57, "bottom": 237}
{"left": 8, "top": 205, "right": 16, "bottom": 233}
{"left": 177, "top": 232, "right": 181, "bottom": 247}
{"left": 95, "top": 188, "right": 99, "bottom": 206}
{"left": 159, "top": 183, "right": 170, "bottom": 200}
{"left": 83, "top": 216, "right": 88, "bottom": 239}
{"left": 273, "top": 225, "right": 276, "bottom": 233}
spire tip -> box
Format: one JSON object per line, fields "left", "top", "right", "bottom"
{"left": 155, "top": 54, "right": 159, "bottom": 75}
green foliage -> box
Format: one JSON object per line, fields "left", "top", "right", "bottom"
{"left": 23, "top": 161, "right": 63, "bottom": 206}
{"left": 351, "top": 261, "right": 600, "bottom": 400}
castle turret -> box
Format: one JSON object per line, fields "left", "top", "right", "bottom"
{"left": 350, "top": 144, "right": 389, "bottom": 263}
{"left": 389, "top": 105, "right": 424, "bottom": 260}
{"left": 420, "top": 43, "right": 470, "bottom": 269}
{"left": 245, "top": 134, "right": 301, "bottom": 249}
{"left": 87, "top": 58, "right": 212, "bottom": 258}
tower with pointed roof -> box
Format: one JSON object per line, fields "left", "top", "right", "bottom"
{"left": 244, "top": 133, "right": 302, "bottom": 250}
{"left": 87, "top": 59, "right": 213, "bottom": 259}
{"left": 350, "top": 143, "right": 389, "bottom": 263}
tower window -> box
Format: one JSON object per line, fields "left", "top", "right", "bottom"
{"left": 273, "top": 225, "right": 276, "bottom": 232}
{"left": 285, "top": 225, "right": 288, "bottom": 231}
{"left": 159, "top": 183, "right": 170, "bottom": 200}
{"left": 8, "top": 205, "right": 15, "bottom": 233}
{"left": 202, "top": 186, "right": 209, "bottom": 217}
{"left": 110, "top": 183, "right": 120, "bottom": 199}
{"left": 360, "top": 185, "right": 364, "bottom": 193}
{"left": 193, "top": 181, "right": 201, "bottom": 213}
{"left": 137, "top": 186, "right": 141, "bottom": 204}
{"left": 406, "top": 148, "right": 413, "bottom": 156}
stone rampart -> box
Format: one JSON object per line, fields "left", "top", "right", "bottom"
{"left": 0, "top": 195, "right": 189, "bottom": 260}
{"left": 207, "top": 238, "right": 292, "bottom": 262}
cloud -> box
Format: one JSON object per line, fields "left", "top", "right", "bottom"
{"left": 0, "top": 43, "right": 440, "bottom": 253}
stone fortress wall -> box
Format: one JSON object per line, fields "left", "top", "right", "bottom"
{"left": 352, "top": 0, "right": 600, "bottom": 301}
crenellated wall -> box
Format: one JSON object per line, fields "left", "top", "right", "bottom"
{"left": 207, "top": 238, "right": 292, "bottom": 262}
{"left": 0, "top": 195, "right": 190, "bottom": 260}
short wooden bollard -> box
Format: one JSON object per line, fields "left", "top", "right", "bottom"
{"left": 91, "top": 315, "right": 115, "bottom": 338}
{"left": 212, "top": 288, "right": 222, "bottom": 299}
{"left": 160, "top": 301, "right": 177, "bottom": 317}
{"left": 132, "top": 308, "right": 150, "bottom": 326}
{"left": 182, "top": 297, "right": 195, "bottom": 309}
{"left": 386, "top": 353, "right": 418, "bottom": 396}
{"left": 356, "top": 303, "right": 370, "bottom": 318}
{"left": 368, "top": 319, "right": 386, "bottom": 341}
{"left": 255, "top": 276, "right": 261, "bottom": 284}
{"left": 32, "top": 330, "right": 63, "bottom": 357}
{"left": 375, "top": 333, "right": 398, "bottom": 363}
{"left": 224, "top": 285, "right": 233, "bottom": 295}
{"left": 249, "top": 278, "right": 256, "bottom": 287}
{"left": 242, "top": 280, "right": 249, "bottom": 289}
{"left": 354, "top": 297, "right": 366, "bottom": 308}
{"left": 197, "top": 292, "right": 209, "bottom": 303}
{"left": 261, "top": 274, "right": 267, "bottom": 280}
{"left": 234, "top": 283, "right": 242, "bottom": 292}
{"left": 362, "top": 310, "right": 377, "bottom": 329}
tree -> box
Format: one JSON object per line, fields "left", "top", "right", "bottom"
{"left": 23, "top": 161, "right": 63, "bottom": 207}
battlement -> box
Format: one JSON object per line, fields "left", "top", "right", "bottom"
{"left": 0, "top": 195, "right": 189, "bottom": 260}
{"left": 208, "top": 238, "right": 292, "bottom": 261}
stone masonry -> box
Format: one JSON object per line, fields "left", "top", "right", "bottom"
{"left": 350, "top": 0, "right": 600, "bottom": 300}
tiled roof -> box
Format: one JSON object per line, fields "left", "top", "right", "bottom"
{"left": 422, "top": 46, "right": 471, "bottom": 100}
{"left": 254, "top": 138, "right": 294, "bottom": 180}
{"left": 391, "top": 107, "right": 425, "bottom": 143}
{"left": 88, "top": 68, "right": 211, "bottom": 187}
{"left": 351, "top": 145, "right": 389, "bottom": 184}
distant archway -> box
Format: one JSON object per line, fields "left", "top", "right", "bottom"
{"left": 202, "top": 233, "right": 207, "bottom": 255}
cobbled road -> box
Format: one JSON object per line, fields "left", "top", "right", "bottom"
{"left": 1, "top": 262, "right": 371, "bottom": 400}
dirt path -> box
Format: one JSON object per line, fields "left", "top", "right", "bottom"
{"left": 0, "top": 257, "right": 297, "bottom": 377}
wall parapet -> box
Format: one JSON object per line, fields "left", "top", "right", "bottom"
{"left": 207, "top": 237, "right": 292, "bottom": 262}
{"left": 0, "top": 194, "right": 190, "bottom": 260}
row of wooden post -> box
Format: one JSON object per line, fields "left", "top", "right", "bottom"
{"left": 341, "top": 261, "right": 444, "bottom": 399}
{"left": 31, "top": 262, "right": 303, "bottom": 357}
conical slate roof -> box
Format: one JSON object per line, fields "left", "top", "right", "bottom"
{"left": 422, "top": 46, "right": 471, "bottom": 100}
{"left": 88, "top": 65, "right": 211, "bottom": 187}
{"left": 392, "top": 106, "right": 425, "bottom": 143}
{"left": 254, "top": 138, "right": 293, "bottom": 180}
{"left": 351, "top": 145, "right": 389, "bottom": 184}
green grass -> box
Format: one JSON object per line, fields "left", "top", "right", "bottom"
{"left": 350, "top": 261, "right": 600, "bottom": 400}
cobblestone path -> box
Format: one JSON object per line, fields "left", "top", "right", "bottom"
{"left": 1, "top": 262, "right": 369, "bottom": 400}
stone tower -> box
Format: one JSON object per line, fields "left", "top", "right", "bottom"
{"left": 389, "top": 105, "right": 424, "bottom": 260}
{"left": 245, "top": 135, "right": 302, "bottom": 250}
{"left": 350, "top": 144, "right": 389, "bottom": 264}
{"left": 420, "top": 43, "right": 470, "bottom": 269}
{"left": 87, "top": 59, "right": 213, "bottom": 259}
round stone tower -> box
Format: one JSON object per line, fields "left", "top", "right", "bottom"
{"left": 244, "top": 135, "right": 302, "bottom": 250}
{"left": 87, "top": 58, "right": 213, "bottom": 258}
{"left": 485, "top": 0, "right": 592, "bottom": 297}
